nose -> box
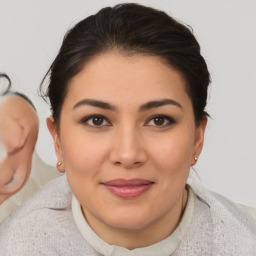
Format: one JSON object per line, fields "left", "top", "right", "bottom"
{"left": 109, "top": 126, "right": 147, "bottom": 169}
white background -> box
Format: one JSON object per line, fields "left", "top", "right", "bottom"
{"left": 0, "top": 0, "right": 255, "bottom": 207}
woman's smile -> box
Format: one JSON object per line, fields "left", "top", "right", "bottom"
{"left": 101, "top": 178, "right": 155, "bottom": 199}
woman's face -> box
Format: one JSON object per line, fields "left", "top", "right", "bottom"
{"left": 48, "top": 53, "right": 206, "bottom": 241}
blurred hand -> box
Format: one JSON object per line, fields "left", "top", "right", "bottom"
{"left": 0, "top": 110, "right": 27, "bottom": 155}
{"left": 0, "top": 94, "right": 38, "bottom": 204}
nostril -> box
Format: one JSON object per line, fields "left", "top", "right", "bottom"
{"left": 114, "top": 160, "right": 143, "bottom": 168}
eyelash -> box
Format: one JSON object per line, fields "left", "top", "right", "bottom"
{"left": 81, "top": 114, "right": 176, "bottom": 128}
{"left": 145, "top": 114, "right": 176, "bottom": 127}
{"left": 81, "top": 115, "right": 111, "bottom": 127}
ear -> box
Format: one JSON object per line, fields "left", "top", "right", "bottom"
{"left": 191, "top": 117, "right": 207, "bottom": 166}
{"left": 46, "top": 116, "right": 65, "bottom": 172}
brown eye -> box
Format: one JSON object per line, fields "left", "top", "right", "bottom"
{"left": 145, "top": 115, "right": 176, "bottom": 127}
{"left": 92, "top": 116, "right": 104, "bottom": 126}
{"left": 153, "top": 117, "right": 165, "bottom": 126}
{"left": 81, "top": 115, "right": 110, "bottom": 127}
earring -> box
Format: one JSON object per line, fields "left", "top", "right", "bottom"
{"left": 56, "top": 161, "right": 65, "bottom": 173}
{"left": 194, "top": 156, "right": 198, "bottom": 163}
{"left": 57, "top": 161, "right": 62, "bottom": 166}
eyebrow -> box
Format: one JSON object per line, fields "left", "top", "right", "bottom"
{"left": 139, "top": 99, "right": 183, "bottom": 111}
{"left": 72, "top": 98, "right": 182, "bottom": 111}
{"left": 73, "top": 99, "right": 116, "bottom": 111}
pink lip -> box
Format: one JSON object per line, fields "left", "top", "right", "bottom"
{"left": 101, "top": 179, "right": 154, "bottom": 199}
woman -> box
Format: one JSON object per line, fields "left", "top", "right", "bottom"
{"left": 0, "top": 3, "right": 255, "bottom": 255}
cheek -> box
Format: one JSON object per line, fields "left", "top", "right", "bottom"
{"left": 146, "top": 134, "right": 193, "bottom": 211}
{"left": 151, "top": 132, "right": 194, "bottom": 168}
{"left": 148, "top": 131, "right": 194, "bottom": 190}
{"left": 60, "top": 134, "right": 112, "bottom": 208}
{"left": 60, "top": 132, "right": 111, "bottom": 179}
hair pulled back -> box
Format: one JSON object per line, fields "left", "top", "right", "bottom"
{"left": 41, "top": 3, "right": 210, "bottom": 127}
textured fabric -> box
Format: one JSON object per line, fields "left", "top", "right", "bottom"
{"left": 0, "top": 175, "right": 255, "bottom": 256}
{"left": 0, "top": 153, "right": 60, "bottom": 223}
{"left": 71, "top": 186, "right": 195, "bottom": 256}
{"left": 0, "top": 175, "right": 99, "bottom": 256}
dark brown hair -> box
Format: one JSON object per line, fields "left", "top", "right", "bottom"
{"left": 41, "top": 3, "right": 210, "bottom": 126}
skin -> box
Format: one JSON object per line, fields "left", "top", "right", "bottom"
{"left": 0, "top": 94, "right": 39, "bottom": 204}
{"left": 47, "top": 53, "right": 207, "bottom": 249}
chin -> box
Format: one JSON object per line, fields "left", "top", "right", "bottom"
{"left": 102, "top": 211, "right": 153, "bottom": 231}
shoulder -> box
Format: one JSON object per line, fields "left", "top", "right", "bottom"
{"left": 186, "top": 187, "right": 256, "bottom": 254}
{"left": 0, "top": 175, "right": 98, "bottom": 255}
{"left": 0, "top": 175, "right": 75, "bottom": 254}
{"left": 203, "top": 190, "right": 256, "bottom": 252}
{"left": 0, "top": 174, "right": 71, "bottom": 225}
{"left": 206, "top": 190, "right": 256, "bottom": 221}
{"left": 1, "top": 174, "right": 70, "bottom": 216}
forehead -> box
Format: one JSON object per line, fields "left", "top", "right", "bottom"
{"left": 64, "top": 53, "right": 191, "bottom": 108}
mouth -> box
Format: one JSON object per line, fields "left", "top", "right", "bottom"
{"left": 101, "top": 179, "right": 154, "bottom": 199}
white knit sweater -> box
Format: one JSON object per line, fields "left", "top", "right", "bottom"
{"left": 0, "top": 175, "right": 255, "bottom": 256}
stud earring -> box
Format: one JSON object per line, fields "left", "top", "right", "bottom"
{"left": 56, "top": 161, "right": 65, "bottom": 173}
{"left": 57, "top": 161, "right": 62, "bottom": 166}
{"left": 194, "top": 156, "right": 198, "bottom": 162}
